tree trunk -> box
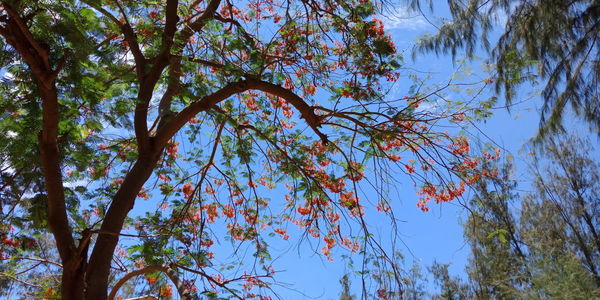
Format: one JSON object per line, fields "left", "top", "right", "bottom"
{"left": 61, "top": 263, "right": 87, "bottom": 299}
{"left": 84, "top": 153, "right": 162, "bottom": 300}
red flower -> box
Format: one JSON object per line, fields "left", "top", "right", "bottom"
{"left": 222, "top": 204, "right": 235, "bottom": 218}
{"left": 304, "top": 84, "right": 317, "bottom": 96}
{"left": 158, "top": 285, "right": 173, "bottom": 297}
{"left": 182, "top": 183, "right": 194, "bottom": 199}
{"left": 297, "top": 206, "right": 311, "bottom": 215}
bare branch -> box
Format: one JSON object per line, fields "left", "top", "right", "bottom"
{"left": 11, "top": 256, "right": 63, "bottom": 269}
{"left": 0, "top": 274, "right": 43, "bottom": 288}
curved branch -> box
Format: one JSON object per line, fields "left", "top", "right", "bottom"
{"left": 81, "top": 0, "right": 147, "bottom": 80}
{"left": 172, "top": 262, "right": 243, "bottom": 299}
{"left": 154, "top": 77, "right": 327, "bottom": 148}
{"left": 154, "top": 79, "right": 250, "bottom": 146}
{"left": 108, "top": 265, "right": 192, "bottom": 300}
{"left": 245, "top": 77, "right": 328, "bottom": 143}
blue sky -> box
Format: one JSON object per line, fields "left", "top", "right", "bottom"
{"left": 1, "top": 2, "right": 594, "bottom": 299}
{"left": 30, "top": 2, "right": 555, "bottom": 298}
{"left": 104, "top": 3, "right": 549, "bottom": 298}
{"left": 263, "top": 3, "right": 547, "bottom": 299}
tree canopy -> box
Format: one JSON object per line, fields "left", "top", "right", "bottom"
{"left": 406, "top": 0, "right": 600, "bottom": 136}
{"left": 457, "top": 134, "right": 600, "bottom": 298}
{"left": 335, "top": 134, "right": 599, "bottom": 299}
{"left": 0, "top": 0, "right": 494, "bottom": 299}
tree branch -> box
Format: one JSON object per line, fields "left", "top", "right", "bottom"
{"left": 86, "top": 154, "right": 162, "bottom": 296}
{"left": 245, "top": 77, "right": 328, "bottom": 143}
{"left": 213, "top": 14, "right": 256, "bottom": 44}
{"left": 154, "top": 79, "right": 250, "bottom": 147}
{"left": 154, "top": 77, "right": 327, "bottom": 148}
{"left": 11, "top": 256, "right": 63, "bottom": 269}
{"left": 1, "top": 2, "right": 50, "bottom": 70}
{"left": 171, "top": 263, "right": 242, "bottom": 299}
{"left": 179, "top": 0, "right": 222, "bottom": 44}
{"left": 186, "top": 56, "right": 224, "bottom": 69}
{"left": 162, "top": 0, "right": 179, "bottom": 50}
{"left": 108, "top": 265, "right": 192, "bottom": 300}
{"left": 0, "top": 1, "right": 76, "bottom": 264}
{"left": 157, "top": 56, "right": 183, "bottom": 128}
{"left": 81, "top": 0, "right": 147, "bottom": 80}
{"left": 113, "top": 0, "right": 146, "bottom": 76}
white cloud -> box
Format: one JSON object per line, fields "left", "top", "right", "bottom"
{"left": 380, "top": 7, "right": 430, "bottom": 31}
{"left": 64, "top": 179, "right": 89, "bottom": 189}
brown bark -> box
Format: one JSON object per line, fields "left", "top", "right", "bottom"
{"left": 0, "top": 3, "right": 84, "bottom": 299}
{"left": 154, "top": 77, "right": 327, "bottom": 147}
{"left": 85, "top": 152, "right": 162, "bottom": 299}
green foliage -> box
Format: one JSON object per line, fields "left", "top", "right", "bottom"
{"left": 0, "top": 0, "right": 494, "bottom": 298}
{"left": 339, "top": 274, "right": 356, "bottom": 300}
{"left": 448, "top": 135, "right": 600, "bottom": 299}
{"left": 335, "top": 133, "right": 599, "bottom": 298}
{"left": 406, "top": 0, "right": 600, "bottom": 136}
{"left": 429, "top": 262, "right": 473, "bottom": 300}
{"left": 462, "top": 158, "right": 532, "bottom": 299}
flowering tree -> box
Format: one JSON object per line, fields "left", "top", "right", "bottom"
{"left": 0, "top": 0, "right": 492, "bottom": 299}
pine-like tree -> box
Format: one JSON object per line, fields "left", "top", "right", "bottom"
{"left": 406, "top": 0, "right": 600, "bottom": 135}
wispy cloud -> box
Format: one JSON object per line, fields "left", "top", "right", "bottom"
{"left": 380, "top": 7, "right": 430, "bottom": 31}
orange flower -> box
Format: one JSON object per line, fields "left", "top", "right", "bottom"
{"left": 145, "top": 275, "right": 157, "bottom": 285}
{"left": 297, "top": 206, "right": 311, "bottom": 216}
{"left": 158, "top": 285, "right": 173, "bottom": 297}
{"left": 304, "top": 84, "right": 317, "bottom": 96}
{"left": 222, "top": 204, "right": 235, "bottom": 218}
{"left": 182, "top": 183, "right": 194, "bottom": 199}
